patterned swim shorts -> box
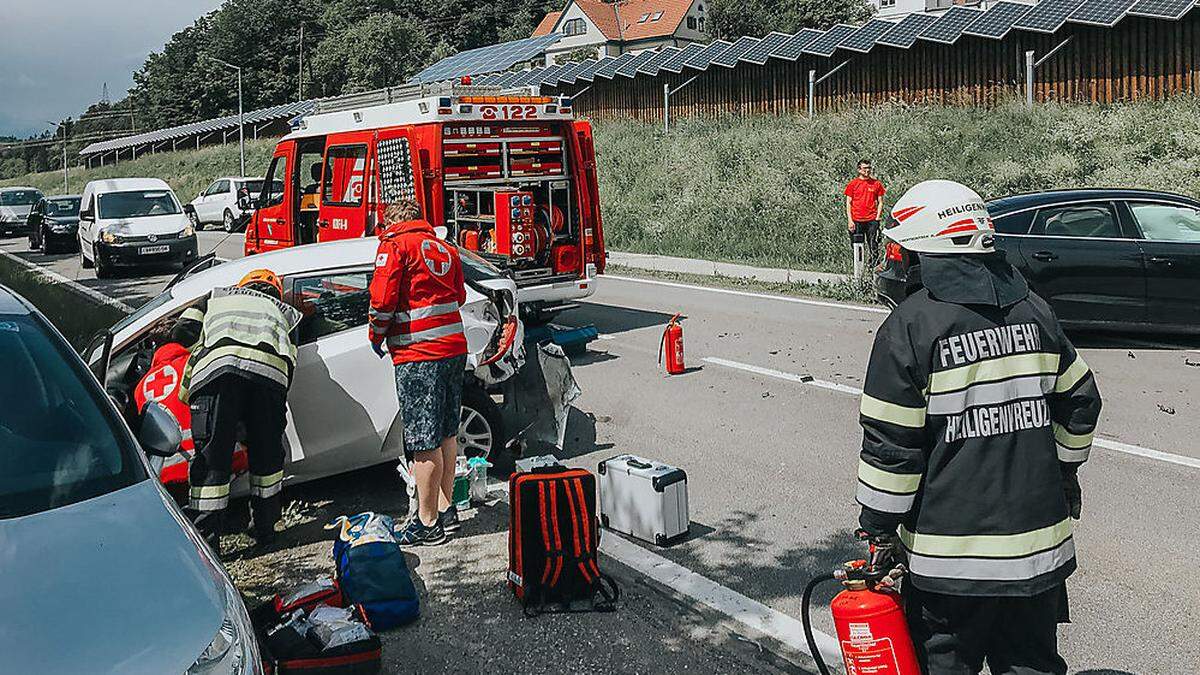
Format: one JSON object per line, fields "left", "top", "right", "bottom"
{"left": 394, "top": 354, "right": 468, "bottom": 454}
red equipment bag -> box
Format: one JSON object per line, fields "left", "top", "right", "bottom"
{"left": 251, "top": 601, "right": 382, "bottom": 675}
{"left": 274, "top": 577, "right": 345, "bottom": 617}
{"left": 508, "top": 466, "right": 619, "bottom": 616}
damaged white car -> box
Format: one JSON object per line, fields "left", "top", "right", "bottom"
{"left": 84, "top": 238, "right": 524, "bottom": 494}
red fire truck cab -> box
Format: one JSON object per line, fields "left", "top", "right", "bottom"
{"left": 243, "top": 84, "right": 605, "bottom": 317}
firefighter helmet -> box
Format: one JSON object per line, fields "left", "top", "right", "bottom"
{"left": 238, "top": 268, "right": 284, "bottom": 299}
{"left": 887, "top": 180, "right": 995, "bottom": 254}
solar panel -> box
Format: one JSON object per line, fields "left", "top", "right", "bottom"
{"left": 1127, "top": 0, "right": 1194, "bottom": 19}
{"left": 839, "top": 19, "right": 896, "bottom": 53}
{"left": 684, "top": 40, "right": 733, "bottom": 70}
{"left": 712, "top": 36, "right": 761, "bottom": 67}
{"left": 410, "top": 34, "right": 562, "bottom": 83}
{"left": 918, "top": 6, "right": 985, "bottom": 44}
{"left": 494, "top": 70, "right": 526, "bottom": 87}
{"left": 741, "top": 32, "right": 791, "bottom": 65}
{"left": 963, "top": 1, "right": 1035, "bottom": 39}
{"left": 575, "top": 57, "right": 616, "bottom": 81}
{"left": 1069, "top": 0, "right": 1137, "bottom": 25}
{"left": 774, "top": 28, "right": 824, "bottom": 60}
{"left": 638, "top": 47, "right": 682, "bottom": 76}
{"left": 552, "top": 59, "right": 597, "bottom": 86}
{"left": 616, "top": 50, "right": 658, "bottom": 77}
{"left": 595, "top": 52, "right": 637, "bottom": 79}
{"left": 803, "top": 25, "right": 858, "bottom": 57}
{"left": 513, "top": 66, "right": 551, "bottom": 87}
{"left": 660, "top": 43, "right": 707, "bottom": 73}
{"left": 1014, "top": 0, "right": 1086, "bottom": 33}
{"left": 877, "top": 14, "right": 940, "bottom": 48}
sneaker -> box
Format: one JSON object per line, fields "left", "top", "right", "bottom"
{"left": 439, "top": 506, "right": 461, "bottom": 534}
{"left": 396, "top": 516, "right": 447, "bottom": 546}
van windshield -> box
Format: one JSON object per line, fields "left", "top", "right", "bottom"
{"left": 98, "top": 190, "right": 181, "bottom": 219}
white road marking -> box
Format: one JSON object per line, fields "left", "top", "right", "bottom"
{"left": 0, "top": 249, "right": 134, "bottom": 313}
{"left": 605, "top": 274, "right": 888, "bottom": 315}
{"left": 706, "top": 356, "right": 1200, "bottom": 471}
{"left": 491, "top": 481, "right": 843, "bottom": 668}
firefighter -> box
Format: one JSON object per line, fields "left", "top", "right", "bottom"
{"left": 855, "top": 180, "right": 1102, "bottom": 675}
{"left": 180, "top": 269, "right": 299, "bottom": 552}
{"left": 369, "top": 198, "right": 468, "bottom": 546}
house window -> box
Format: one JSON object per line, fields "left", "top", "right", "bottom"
{"left": 687, "top": 16, "right": 697, "bottom": 29}
{"left": 880, "top": 0, "right": 895, "bottom": 6}
{"left": 638, "top": 12, "right": 650, "bottom": 22}
{"left": 698, "top": 16, "right": 706, "bottom": 31}
{"left": 925, "top": 0, "right": 952, "bottom": 8}
{"left": 563, "top": 18, "right": 586, "bottom": 36}
{"left": 651, "top": 11, "right": 664, "bottom": 21}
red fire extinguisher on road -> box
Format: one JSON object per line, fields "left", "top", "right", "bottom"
{"left": 802, "top": 543, "right": 921, "bottom": 674}
{"left": 659, "top": 313, "right": 685, "bottom": 375}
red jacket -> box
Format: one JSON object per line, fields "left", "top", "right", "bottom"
{"left": 134, "top": 342, "right": 195, "bottom": 453}
{"left": 369, "top": 219, "right": 468, "bottom": 364}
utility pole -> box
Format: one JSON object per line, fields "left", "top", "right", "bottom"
{"left": 212, "top": 57, "right": 246, "bottom": 177}
{"left": 298, "top": 23, "right": 304, "bottom": 101}
{"left": 47, "top": 120, "right": 68, "bottom": 193}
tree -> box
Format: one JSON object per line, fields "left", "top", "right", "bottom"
{"left": 312, "top": 14, "right": 433, "bottom": 94}
{"left": 708, "top": 0, "right": 874, "bottom": 39}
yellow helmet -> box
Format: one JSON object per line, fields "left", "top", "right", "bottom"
{"left": 238, "top": 268, "right": 283, "bottom": 299}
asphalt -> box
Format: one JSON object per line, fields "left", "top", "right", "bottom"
{"left": 4, "top": 230, "right": 1198, "bottom": 673}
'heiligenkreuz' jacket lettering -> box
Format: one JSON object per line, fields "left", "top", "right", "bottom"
{"left": 857, "top": 257, "right": 1101, "bottom": 597}
{"left": 369, "top": 219, "right": 468, "bottom": 364}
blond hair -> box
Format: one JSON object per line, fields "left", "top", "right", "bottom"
{"left": 384, "top": 199, "right": 421, "bottom": 225}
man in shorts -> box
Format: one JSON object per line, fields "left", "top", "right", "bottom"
{"left": 369, "top": 199, "right": 468, "bottom": 545}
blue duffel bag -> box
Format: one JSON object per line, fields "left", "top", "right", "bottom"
{"left": 326, "top": 512, "right": 420, "bottom": 630}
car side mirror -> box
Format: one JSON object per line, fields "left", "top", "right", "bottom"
{"left": 79, "top": 210, "right": 93, "bottom": 222}
{"left": 139, "top": 401, "right": 183, "bottom": 458}
{"left": 183, "top": 203, "right": 197, "bottom": 217}
{"left": 237, "top": 194, "right": 252, "bottom": 211}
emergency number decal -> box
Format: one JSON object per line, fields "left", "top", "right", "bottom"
{"left": 480, "top": 105, "right": 539, "bottom": 121}
{"left": 376, "top": 253, "right": 389, "bottom": 267}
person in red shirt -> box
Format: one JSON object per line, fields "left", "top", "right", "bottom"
{"left": 369, "top": 198, "right": 468, "bottom": 546}
{"left": 844, "top": 159, "right": 887, "bottom": 268}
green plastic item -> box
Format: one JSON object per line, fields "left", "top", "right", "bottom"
{"left": 453, "top": 464, "right": 471, "bottom": 510}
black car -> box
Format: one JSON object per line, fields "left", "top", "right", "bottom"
{"left": 27, "top": 194, "right": 82, "bottom": 253}
{"left": 877, "top": 188, "right": 1200, "bottom": 332}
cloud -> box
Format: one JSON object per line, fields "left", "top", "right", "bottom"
{"left": 0, "top": 0, "right": 223, "bottom": 137}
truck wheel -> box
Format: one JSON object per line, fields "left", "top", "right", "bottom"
{"left": 459, "top": 383, "right": 510, "bottom": 474}
{"left": 223, "top": 209, "right": 235, "bottom": 233}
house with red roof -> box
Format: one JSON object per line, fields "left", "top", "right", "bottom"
{"left": 532, "top": 0, "right": 710, "bottom": 64}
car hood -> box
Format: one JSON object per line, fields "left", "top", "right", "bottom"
{"left": 0, "top": 204, "right": 33, "bottom": 221}
{"left": 0, "top": 479, "right": 226, "bottom": 674}
{"left": 99, "top": 213, "right": 190, "bottom": 236}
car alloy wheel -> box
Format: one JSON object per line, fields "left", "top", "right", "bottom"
{"left": 458, "top": 385, "right": 506, "bottom": 467}
{"left": 223, "top": 210, "right": 235, "bottom": 233}
{"left": 189, "top": 210, "right": 201, "bottom": 230}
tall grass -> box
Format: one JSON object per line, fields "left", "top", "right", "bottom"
{"left": 593, "top": 97, "right": 1200, "bottom": 273}
{"left": 8, "top": 98, "right": 1200, "bottom": 274}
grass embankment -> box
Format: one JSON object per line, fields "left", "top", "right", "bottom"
{"left": 594, "top": 97, "right": 1200, "bottom": 273}
{"left": 8, "top": 97, "right": 1200, "bottom": 277}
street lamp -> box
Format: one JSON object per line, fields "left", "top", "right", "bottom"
{"left": 211, "top": 57, "right": 245, "bottom": 177}
{"left": 46, "top": 120, "right": 68, "bottom": 193}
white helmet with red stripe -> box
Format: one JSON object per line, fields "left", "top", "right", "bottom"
{"left": 887, "top": 180, "right": 995, "bottom": 254}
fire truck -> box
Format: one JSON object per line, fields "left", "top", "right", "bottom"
{"left": 242, "top": 82, "right": 605, "bottom": 319}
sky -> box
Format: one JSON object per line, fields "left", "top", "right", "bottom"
{"left": 0, "top": 0, "right": 223, "bottom": 138}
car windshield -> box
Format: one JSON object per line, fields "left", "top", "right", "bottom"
{"left": 98, "top": 190, "right": 181, "bottom": 219}
{"left": 1, "top": 190, "right": 42, "bottom": 206}
{"left": 47, "top": 198, "right": 81, "bottom": 217}
{"left": 0, "top": 313, "right": 146, "bottom": 519}
{"left": 459, "top": 247, "right": 504, "bottom": 282}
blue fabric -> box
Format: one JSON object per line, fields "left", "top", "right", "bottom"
{"left": 329, "top": 512, "right": 420, "bottom": 630}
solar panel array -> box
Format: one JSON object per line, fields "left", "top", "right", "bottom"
{"left": 686, "top": 40, "right": 733, "bottom": 70}
{"left": 616, "top": 50, "right": 658, "bottom": 77}
{"left": 1128, "top": 0, "right": 1194, "bottom": 19}
{"left": 840, "top": 19, "right": 897, "bottom": 53}
{"left": 742, "top": 32, "right": 792, "bottom": 65}
{"left": 919, "top": 6, "right": 986, "bottom": 44}
{"left": 963, "top": 1, "right": 1035, "bottom": 39}
{"left": 774, "top": 28, "right": 825, "bottom": 60}
{"left": 878, "top": 14, "right": 940, "bottom": 48}
{"left": 1069, "top": 0, "right": 1138, "bottom": 25}
{"left": 1014, "top": 0, "right": 1087, "bottom": 33}
{"left": 713, "top": 36, "right": 762, "bottom": 67}
{"left": 411, "top": 34, "right": 562, "bottom": 83}
{"left": 639, "top": 47, "right": 683, "bottom": 75}
{"left": 660, "top": 43, "right": 707, "bottom": 73}
{"left": 804, "top": 24, "right": 858, "bottom": 56}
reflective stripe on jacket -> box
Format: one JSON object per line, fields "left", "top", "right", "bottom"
{"left": 182, "top": 290, "right": 298, "bottom": 399}
{"left": 857, "top": 256, "right": 1101, "bottom": 597}
{"left": 368, "top": 219, "right": 468, "bottom": 364}
{"left": 133, "top": 342, "right": 195, "bottom": 453}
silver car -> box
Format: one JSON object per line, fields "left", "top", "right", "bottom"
{"left": 0, "top": 285, "right": 262, "bottom": 674}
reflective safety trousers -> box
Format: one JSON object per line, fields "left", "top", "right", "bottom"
{"left": 857, "top": 287, "right": 1101, "bottom": 597}
{"left": 181, "top": 290, "right": 298, "bottom": 400}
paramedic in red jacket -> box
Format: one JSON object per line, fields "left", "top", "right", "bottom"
{"left": 369, "top": 198, "right": 468, "bottom": 546}
{"left": 134, "top": 317, "right": 202, "bottom": 455}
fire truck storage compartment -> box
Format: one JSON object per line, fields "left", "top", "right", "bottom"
{"left": 442, "top": 122, "right": 580, "bottom": 283}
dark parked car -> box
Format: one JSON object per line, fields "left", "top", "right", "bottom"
{"left": 877, "top": 188, "right": 1200, "bottom": 332}
{"left": 27, "top": 194, "right": 82, "bottom": 253}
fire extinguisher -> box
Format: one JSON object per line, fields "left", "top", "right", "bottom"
{"left": 658, "top": 313, "right": 685, "bottom": 375}
{"left": 801, "top": 548, "right": 922, "bottom": 674}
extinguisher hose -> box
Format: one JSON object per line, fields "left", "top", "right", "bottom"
{"left": 802, "top": 573, "right": 839, "bottom": 675}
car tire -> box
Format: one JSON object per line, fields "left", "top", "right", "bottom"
{"left": 223, "top": 209, "right": 236, "bottom": 233}
{"left": 95, "top": 252, "right": 112, "bottom": 279}
{"left": 459, "top": 383, "right": 510, "bottom": 475}
{"left": 28, "top": 231, "right": 38, "bottom": 251}
{"left": 80, "top": 244, "right": 93, "bottom": 269}
{"left": 189, "top": 210, "right": 202, "bottom": 231}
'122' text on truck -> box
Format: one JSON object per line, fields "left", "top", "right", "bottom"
{"left": 242, "top": 83, "right": 606, "bottom": 319}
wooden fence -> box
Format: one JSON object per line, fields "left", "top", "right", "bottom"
{"left": 547, "top": 12, "right": 1200, "bottom": 120}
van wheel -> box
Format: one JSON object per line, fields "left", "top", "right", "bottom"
{"left": 459, "top": 384, "right": 510, "bottom": 474}
{"left": 80, "top": 245, "right": 93, "bottom": 269}
{"left": 223, "top": 209, "right": 235, "bottom": 233}
{"left": 95, "top": 254, "right": 113, "bottom": 279}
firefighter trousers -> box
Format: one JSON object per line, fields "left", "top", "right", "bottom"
{"left": 187, "top": 374, "right": 288, "bottom": 546}
{"left": 905, "top": 585, "right": 1068, "bottom": 675}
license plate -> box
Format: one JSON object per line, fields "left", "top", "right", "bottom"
{"left": 139, "top": 245, "right": 170, "bottom": 255}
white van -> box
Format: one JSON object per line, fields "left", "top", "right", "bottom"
{"left": 78, "top": 178, "right": 198, "bottom": 278}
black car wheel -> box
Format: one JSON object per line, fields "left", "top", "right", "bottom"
{"left": 28, "top": 230, "right": 38, "bottom": 251}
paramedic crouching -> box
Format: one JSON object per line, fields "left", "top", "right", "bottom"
{"left": 369, "top": 199, "right": 468, "bottom": 546}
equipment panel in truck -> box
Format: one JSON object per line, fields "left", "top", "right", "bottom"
{"left": 444, "top": 141, "right": 502, "bottom": 157}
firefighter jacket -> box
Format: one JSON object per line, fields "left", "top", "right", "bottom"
{"left": 179, "top": 288, "right": 299, "bottom": 401}
{"left": 134, "top": 342, "right": 194, "bottom": 453}
{"left": 857, "top": 253, "right": 1101, "bottom": 598}
{"left": 368, "top": 219, "right": 468, "bottom": 364}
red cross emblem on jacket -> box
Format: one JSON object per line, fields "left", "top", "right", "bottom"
{"left": 134, "top": 343, "right": 194, "bottom": 453}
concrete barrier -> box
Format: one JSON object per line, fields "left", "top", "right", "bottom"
{"left": 0, "top": 249, "right": 130, "bottom": 349}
